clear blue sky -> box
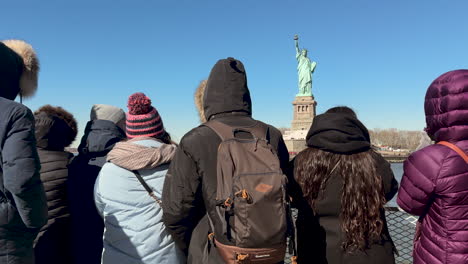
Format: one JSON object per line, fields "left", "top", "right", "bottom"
{"left": 2, "top": 0, "right": 468, "bottom": 145}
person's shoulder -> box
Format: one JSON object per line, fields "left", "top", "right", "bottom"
{"left": 410, "top": 144, "right": 449, "bottom": 160}
{"left": 267, "top": 124, "right": 283, "bottom": 138}
{"left": 179, "top": 125, "right": 216, "bottom": 147}
{"left": 0, "top": 98, "right": 31, "bottom": 117}
{"left": 370, "top": 150, "right": 390, "bottom": 165}
{"left": 256, "top": 121, "right": 283, "bottom": 140}
{"left": 405, "top": 144, "right": 450, "bottom": 169}
{"left": 100, "top": 161, "right": 127, "bottom": 176}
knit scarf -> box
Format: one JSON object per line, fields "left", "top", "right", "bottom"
{"left": 107, "top": 137, "right": 176, "bottom": 171}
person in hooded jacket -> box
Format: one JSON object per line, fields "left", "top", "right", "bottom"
{"left": 162, "top": 57, "right": 290, "bottom": 264}
{"left": 33, "top": 105, "right": 77, "bottom": 264}
{"left": 397, "top": 70, "right": 468, "bottom": 264}
{"left": 94, "top": 92, "right": 185, "bottom": 264}
{"left": 0, "top": 40, "right": 48, "bottom": 264}
{"left": 291, "top": 107, "right": 398, "bottom": 264}
{"left": 67, "top": 104, "right": 126, "bottom": 264}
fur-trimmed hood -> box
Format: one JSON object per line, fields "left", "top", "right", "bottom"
{"left": 34, "top": 105, "right": 78, "bottom": 150}
{"left": 0, "top": 40, "right": 39, "bottom": 100}
{"left": 194, "top": 79, "right": 207, "bottom": 123}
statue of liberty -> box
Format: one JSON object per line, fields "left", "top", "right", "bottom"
{"left": 294, "top": 34, "right": 317, "bottom": 96}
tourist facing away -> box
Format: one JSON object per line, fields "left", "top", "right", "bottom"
{"left": 397, "top": 70, "right": 468, "bottom": 264}
{"left": 33, "top": 105, "right": 77, "bottom": 264}
{"left": 94, "top": 93, "right": 185, "bottom": 264}
{"left": 162, "top": 58, "right": 291, "bottom": 264}
{"left": 0, "top": 40, "right": 48, "bottom": 264}
{"left": 291, "top": 107, "right": 398, "bottom": 264}
{"left": 67, "top": 104, "right": 126, "bottom": 264}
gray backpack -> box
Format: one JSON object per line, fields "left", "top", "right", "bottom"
{"left": 205, "top": 120, "right": 293, "bottom": 264}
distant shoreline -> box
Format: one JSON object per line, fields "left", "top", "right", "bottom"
{"left": 383, "top": 156, "right": 407, "bottom": 163}
{"left": 378, "top": 151, "right": 409, "bottom": 163}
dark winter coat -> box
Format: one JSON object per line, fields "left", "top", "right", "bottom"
{"left": 162, "top": 58, "right": 290, "bottom": 264}
{"left": 0, "top": 42, "right": 47, "bottom": 264}
{"left": 397, "top": 70, "right": 468, "bottom": 264}
{"left": 68, "top": 120, "right": 125, "bottom": 264}
{"left": 293, "top": 113, "right": 398, "bottom": 264}
{"left": 33, "top": 110, "right": 76, "bottom": 264}
{"left": 0, "top": 99, "right": 48, "bottom": 264}
{"left": 34, "top": 149, "right": 73, "bottom": 263}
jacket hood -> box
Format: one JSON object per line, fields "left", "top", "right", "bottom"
{"left": 306, "top": 112, "right": 371, "bottom": 154}
{"left": 107, "top": 138, "right": 176, "bottom": 171}
{"left": 194, "top": 79, "right": 207, "bottom": 123}
{"left": 90, "top": 104, "right": 126, "bottom": 129}
{"left": 424, "top": 69, "right": 468, "bottom": 142}
{"left": 35, "top": 105, "right": 78, "bottom": 150}
{"left": 203, "top": 57, "right": 252, "bottom": 120}
{"left": 78, "top": 120, "right": 126, "bottom": 157}
{"left": 0, "top": 42, "right": 23, "bottom": 100}
{"left": 0, "top": 40, "right": 39, "bottom": 100}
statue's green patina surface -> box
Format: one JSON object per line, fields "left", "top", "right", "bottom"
{"left": 294, "top": 34, "right": 317, "bottom": 97}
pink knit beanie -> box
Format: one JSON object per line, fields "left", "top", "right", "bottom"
{"left": 126, "top": 92, "right": 165, "bottom": 139}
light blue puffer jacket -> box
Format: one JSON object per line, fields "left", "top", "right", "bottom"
{"left": 94, "top": 139, "right": 185, "bottom": 264}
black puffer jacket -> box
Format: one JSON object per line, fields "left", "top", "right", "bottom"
{"left": 162, "top": 58, "right": 290, "bottom": 264}
{"left": 292, "top": 113, "right": 398, "bottom": 264}
{"left": 34, "top": 149, "right": 73, "bottom": 263}
{"left": 68, "top": 120, "right": 125, "bottom": 264}
{"left": 0, "top": 42, "right": 47, "bottom": 264}
{"left": 33, "top": 108, "right": 76, "bottom": 264}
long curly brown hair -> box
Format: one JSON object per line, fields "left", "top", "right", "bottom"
{"left": 294, "top": 147, "right": 386, "bottom": 252}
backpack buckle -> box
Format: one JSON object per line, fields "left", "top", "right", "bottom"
{"left": 235, "top": 189, "right": 253, "bottom": 204}
{"left": 224, "top": 197, "right": 233, "bottom": 208}
{"left": 236, "top": 253, "right": 249, "bottom": 263}
{"left": 291, "top": 256, "right": 298, "bottom": 264}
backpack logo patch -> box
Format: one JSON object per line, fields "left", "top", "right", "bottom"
{"left": 255, "top": 183, "right": 273, "bottom": 193}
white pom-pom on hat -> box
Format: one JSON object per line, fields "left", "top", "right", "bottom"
{"left": 1, "top": 40, "right": 40, "bottom": 98}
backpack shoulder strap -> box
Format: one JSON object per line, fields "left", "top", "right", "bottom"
{"left": 132, "top": 170, "right": 162, "bottom": 205}
{"left": 204, "top": 120, "right": 235, "bottom": 141}
{"left": 437, "top": 141, "right": 468, "bottom": 163}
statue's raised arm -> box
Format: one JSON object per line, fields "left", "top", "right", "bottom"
{"left": 294, "top": 34, "right": 300, "bottom": 58}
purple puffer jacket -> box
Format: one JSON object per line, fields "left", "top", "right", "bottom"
{"left": 397, "top": 70, "right": 468, "bottom": 264}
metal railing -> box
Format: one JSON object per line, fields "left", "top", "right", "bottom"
{"left": 284, "top": 207, "right": 416, "bottom": 264}
{"left": 385, "top": 207, "right": 416, "bottom": 264}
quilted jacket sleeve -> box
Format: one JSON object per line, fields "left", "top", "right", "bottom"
{"left": 2, "top": 106, "right": 47, "bottom": 228}
{"left": 397, "top": 147, "right": 440, "bottom": 216}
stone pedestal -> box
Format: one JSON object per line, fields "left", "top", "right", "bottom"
{"left": 291, "top": 96, "right": 316, "bottom": 131}
{"left": 284, "top": 96, "right": 317, "bottom": 155}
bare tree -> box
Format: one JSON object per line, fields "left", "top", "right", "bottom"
{"left": 369, "top": 128, "right": 423, "bottom": 151}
